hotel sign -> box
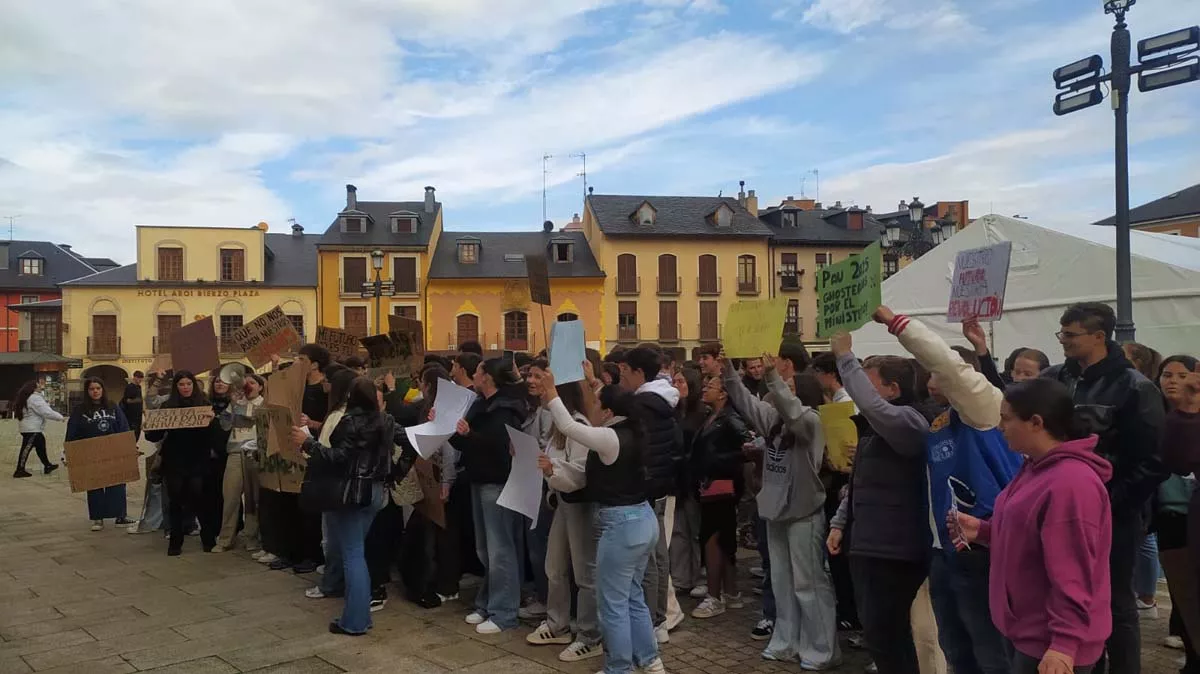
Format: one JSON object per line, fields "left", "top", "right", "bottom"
{"left": 136, "top": 288, "right": 261, "bottom": 298}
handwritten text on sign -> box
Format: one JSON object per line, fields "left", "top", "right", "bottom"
{"left": 316, "top": 326, "right": 362, "bottom": 361}
{"left": 142, "top": 406, "right": 215, "bottom": 431}
{"left": 232, "top": 306, "right": 301, "bottom": 367}
{"left": 947, "top": 241, "right": 1012, "bottom": 323}
{"left": 816, "top": 241, "right": 883, "bottom": 338}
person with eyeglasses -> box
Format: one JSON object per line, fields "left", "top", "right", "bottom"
{"left": 1042, "top": 302, "right": 1167, "bottom": 674}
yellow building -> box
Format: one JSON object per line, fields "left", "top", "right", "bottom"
{"left": 425, "top": 225, "right": 605, "bottom": 352}
{"left": 583, "top": 190, "right": 773, "bottom": 357}
{"left": 316, "top": 185, "right": 443, "bottom": 338}
{"left": 60, "top": 222, "right": 319, "bottom": 396}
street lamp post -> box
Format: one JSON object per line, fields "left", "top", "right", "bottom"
{"left": 1052, "top": 1, "right": 1199, "bottom": 343}
{"left": 363, "top": 249, "right": 394, "bottom": 334}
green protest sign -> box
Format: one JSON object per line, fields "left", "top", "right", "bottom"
{"left": 816, "top": 241, "right": 883, "bottom": 338}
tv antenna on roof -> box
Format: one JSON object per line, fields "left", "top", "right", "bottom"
{"left": 570, "top": 152, "right": 587, "bottom": 202}
{"left": 542, "top": 154, "right": 554, "bottom": 225}
{"left": 800, "top": 169, "right": 819, "bottom": 200}
{"left": 4, "top": 215, "right": 19, "bottom": 240}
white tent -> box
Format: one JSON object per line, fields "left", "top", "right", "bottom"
{"left": 852, "top": 214, "right": 1200, "bottom": 361}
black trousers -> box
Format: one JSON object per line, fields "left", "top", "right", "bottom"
{"left": 165, "top": 473, "right": 217, "bottom": 551}
{"left": 850, "top": 554, "right": 929, "bottom": 674}
{"left": 824, "top": 473, "right": 858, "bottom": 627}
{"left": 1011, "top": 651, "right": 1093, "bottom": 674}
{"left": 1095, "top": 508, "right": 1142, "bottom": 674}
{"left": 259, "top": 490, "right": 324, "bottom": 563}
{"left": 17, "top": 433, "right": 52, "bottom": 471}
{"left": 365, "top": 498, "right": 403, "bottom": 591}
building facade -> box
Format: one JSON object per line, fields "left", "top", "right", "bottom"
{"left": 60, "top": 222, "right": 319, "bottom": 397}
{"left": 425, "top": 226, "right": 605, "bottom": 352}
{"left": 317, "top": 185, "right": 443, "bottom": 338}
{"left": 0, "top": 241, "right": 116, "bottom": 353}
{"left": 1094, "top": 181, "right": 1200, "bottom": 237}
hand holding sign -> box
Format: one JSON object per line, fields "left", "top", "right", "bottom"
{"left": 816, "top": 241, "right": 883, "bottom": 338}
{"left": 947, "top": 241, "right": 1012, "bottom": 323}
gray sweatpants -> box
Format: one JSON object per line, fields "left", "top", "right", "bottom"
{"left": 762, "top": 512, "right": 840, "bottom": 668}
{"left": 641, "top": 497, "right": 682, "bottom": 627}
{"left": 545, "top": 500, "right": 600, "bottom": 645}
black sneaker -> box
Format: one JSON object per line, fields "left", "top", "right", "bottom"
{"left": 269, "top": 557, "right": 294, "bottom": 571}
{"left": 751, "top": 618, "right": 774, "bottom": 641}
{"left": 13, "top": 469, "right": 32, "bottom": 478}
{"left": 370, "top": 588, "right": 387, "bottom": 613}
{"left": 43, "top": 464, "right": 59, "bottom": 475}
{"left": 292, "top": 560, "right": 318, "bottom": 574}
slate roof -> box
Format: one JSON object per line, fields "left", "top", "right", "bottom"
{"left": 62, "top": 233, "right": 320, "bottom": 287}
{"left": 759, "top": 206, "right": 886, "bottom": 245}
{"left": 7, "top": 298, "right": 62, "bottom": 311}
{"left": 0, "top": 241, "right": 100, "bottom": 290}
{"left": 318, "top": 200, "right": 441, "bottom": 247}
{"left": 1094, "top": 182, "right": 1200, "bottom": 227}
{"left": 587, "top": 195, "right": 773, "bottom": 238}
{"left": 428, "top": 230, "right": 604, "bottom": 279}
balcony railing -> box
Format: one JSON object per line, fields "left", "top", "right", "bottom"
{"left": 696, "top": 276, "right": 722, "bottom": 296}
{"left": 784, "top": 322, "right": 802, "bottom": 338}
{"left": 19, "top": 339, "right": 60, "bottom": 354}
{"left": 737, "top": 276, "right": 762, "bottom": 296}
{"left": 615, "top": 276, "right": 641, "bottom": 296}
{"left": 87, "top": 336, "right": 121, "bottom": 359}
{"left": 656, "top": 276, "right": 681, "bottom": 296}
{"left": 448, "top": 332, "right": 494, "bottom": 350}
{"left": 504, "top": 333, "right": 537, "bottom": 352}
{"left": 658, "top": 323, "right": 681, "bottom": 343}
{"left": 617, "top": 323, "right": 640, "bottom": 342}
{"left": 698, "top": 323, "right": 722, "bottom": 342}
{"left": 151, "top": 336, "right": 171, "bottom": 354}
{"left": 780, "top": 273, "right": 800, "bottom": 291}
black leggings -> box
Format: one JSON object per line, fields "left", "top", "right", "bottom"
{"left": 165, "top": 473, "right": 217, "bottom": 551}
{"left": 17, "top": 433, "right": 52, "bottom": 471}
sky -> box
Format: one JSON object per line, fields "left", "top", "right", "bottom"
{"left": 1, "top": 0, "right": 1198, "bottom": 263}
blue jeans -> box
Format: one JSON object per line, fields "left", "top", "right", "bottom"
{"left": 325, "top": 485, "right": 385, "bottom": 634}
{"left": 472, "top": 483, "right": 524, "bottom": 629}
{"left": 928, "top": 549, "right": 1011, "bottom": 674}
{"left": 525, "top": 498, "right": 553, "bottom": 603}
{"left": 87, "top": 484, "right": 128, "bottom": 521}
{"left": 1134, "top": 532, "right": 1160, "bottom": 599}
{"left": 595, "top": 502, "right": 660, "bottom": 674}
{"left": 320, "top": 511, "right": 345, "bottom": 596}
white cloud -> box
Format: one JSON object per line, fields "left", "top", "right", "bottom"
{"left": 775, "top": 0, "right": 970, "bottom": 34}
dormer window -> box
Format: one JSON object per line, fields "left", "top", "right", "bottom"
{"left": 712, "top": 203, "right": 733, "bottom": 228}
{"left": 552, "top": 241, "right": 574, "bottom": 263}
{"left": 457, "top": 239, "right": 480, "bottom": 264}
{"left": 390, "top": 212, "right": 419, "bottom": 234}
{"left": 343, "top": 217, "right": 364, "bottom": 233}
{"left": 19, "top": 256, "right": 44, "bottom": 276}
{"left": 782, "top": 211, "right": 797, "bottom": 228}
{"left": 634, "top": 201, "right": 657, "bottom": 226}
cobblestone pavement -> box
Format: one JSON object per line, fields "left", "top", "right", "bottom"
{"left": 0, "top": 420, "right": 1184, "bottom": 673}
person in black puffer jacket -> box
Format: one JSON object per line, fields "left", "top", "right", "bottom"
{"left": 144, "top": 370, "right": 217, "bottom": 556}
{"left": 451, "top": 357, "right": 528, "bottom": 634}
{"left": 295, "top": 376, "right": 392, "bottom": 636}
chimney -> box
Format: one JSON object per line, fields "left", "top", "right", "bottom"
{"left": 424, "top": 186, "right": 436, "bottom": 214}
{"left": 898, "top": 199, "right": 907, "bottom": 211}
{"left": 865, "top": 205, "right": 872, "bottom": 213}
{"left": 745, "top": 189, "right": 758, "bottom": 216}
{"left": 786, "top": 195, "right": 794, "bottom": 201}
{"left": 833, "top": 200, "right": 842, "bottom": 209}
{"left": 564, "top": 213, "right": 584, "bottom": 232}
{"left": 345, "top": 184, "right": 357, "bottom": 211}
{"left": 814, "top": 201, "right": 822, "bottom": 209}
{"left": 291, "top": 222, "right": 304, "bottom": 237}
{"left": 543, "top": 220, "right": 554, "bottom": 233}
{"left": 737, "top": 180, "right": 746, "bottom": 206}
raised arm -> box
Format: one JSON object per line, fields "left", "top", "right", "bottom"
{"left": 836, "top": 350, "right": 929, "bottom": 457}
{"left": 721, "top": 361, "right": 780, "bottom": 437}
{"left": 763, "top": 368, "right": 820, "bottom": 445}
{"left": 546, "top": 397, "right": 620, "bottom": 465}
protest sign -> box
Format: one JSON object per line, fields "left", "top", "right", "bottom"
{"left": 170, "top": 317, "right": 220, "bottom": 375}
{"left": 388, "top": 314, "right": 425, "bottom": 362}
{"left": 947, "top": 241, "right": 1013, "bottom": 323}
{"left": 232, "top": 306, "right": 301, "bottom": 367}
{"left": 316, "top": 326, "right": 362, "bottom": 361}
{"left": 816, "top": 241, "right": 883, "bottom": 338}
{"left": 548, "top": 320, "right": 585, "bottom": 383}
{"left": 259, "top": 403, "right": 295, "bottom": 458}
{"left": 142, "top": 406, "right": 215, "bottom": 432}
{"left": 722, "top": 297, "right": 790, "bottom": 358}
{"left": 412, "top": 458, "right": 446, "bottom": 528}
{"left": 499, "top": 425, "right": 545, "bottom": 528}
{"left": 263, "top": 362, "right": 306, "bottom": 455}
{"left": 149, "top": 352, "right": 173, "bottom": 376}
{"left": 525, "top": 254, "right": 552, "bottom": 306}
{"left": 64, "top": 431, "right": 140, "bottom": 493}
{"left": 255, "top": 409, "right": 306, "bottom": 494}
{"left": 404, "top": 378, "right": 477, "bottom": 459}
{"left": 818, "top": 402, "right": 858, "bottom": 472}
{"left": 362, "top": 316, "right": 424, "bottom": 377}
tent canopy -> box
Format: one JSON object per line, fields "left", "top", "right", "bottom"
{"left": 852, "top": 214, "right": 1200, "bottom": 362}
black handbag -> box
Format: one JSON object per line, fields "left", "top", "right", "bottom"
{"left": 299, "top": 447, "right": 375, "bottom": 512}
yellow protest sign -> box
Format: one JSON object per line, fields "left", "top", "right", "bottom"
{"left": 818, "top": 401, "right": 858, "bottom": 472}
{"left": 722, "top": 297, "right": 789, "bottom": 358}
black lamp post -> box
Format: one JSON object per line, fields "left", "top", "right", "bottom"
{"left": 1052, "top": 1, "right": 1199, "bottom": 342}
{"left": 362, "top": 248, "right": 394, "bottom": 334}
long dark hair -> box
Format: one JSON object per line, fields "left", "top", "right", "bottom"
{"left": 793, "top": 373, "right": 826, "bottom": 409}
{"left": 1005, "top": 347, "right": 1050, "bottom": 378}
{"left": 326, "top": 367, "right": 360, "bottom": 415}
{"left": 480, "top": 357, "right": 519, "bottom": 389}
{"left": 549, "top": 380, "right": 587, "bottom": 450}
{"left": 676, "top": 367, "right": 704, "bottom": 421}
{"left": 13, "top": 381, "right": 37, "bottom": 421}
{"left": 1160, "top": 355, "right": 1200, "bottom": 381}
{"left": 417, "top": 365, "right": 451, "bottom": 421}
{"left": 1003, "top": 378, "right": 1084, "bottom": 442}
{"left": 76, "top": 377, "right": 112, "bottom": 415}
{"left": 1124, "top": 342, "right": 1162, "bottom": 381}
{"left": 346, "top": 377, "right": 380, "bottom": 414}
{"left": 165, "top": 371, "right": 209, "bottom": 409}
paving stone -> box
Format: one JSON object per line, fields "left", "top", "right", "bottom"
{"left": 0, "top": 629, "right": 95, "bottom": 658}
{"left": 82, "top": 606, "right": 229, "bottom": 641}
{"left": 420, "top": 640, "right": 506, "bottom": 669}
{"left": 32, "top": 655, "right": 134, "bottom": 674}
{"left": 245, "top": 656, "right": 344, "bottom": 674}
{"left": 120, "top": 628, "right": 276, "bottom": 671}
{"left": 220, "top": 633, "right": 346, "bottom": 671}
{"left": 137, "top": 656, "right": 238, "bottom": 674}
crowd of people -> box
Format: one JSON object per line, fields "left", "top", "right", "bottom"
{"left": 8, "top": 300, "right": 1200, "bottom": 674}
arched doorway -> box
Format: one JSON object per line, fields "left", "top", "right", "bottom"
{"left": 81, "top": 364, "right": 129, "bottom": 407}
{"left": 456, "top": 314, "right": 479, "bottom": 349}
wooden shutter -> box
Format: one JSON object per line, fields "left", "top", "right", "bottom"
{"left": 286, "top": 314, "right": 305, "bottom": 342}
{"left": 394, "top": 306, "right": 417, "bottom": 319}
{"left": 456, "top": 314, "right": 479, "bottom": 346}
{"left": 158, "top": 248, "right": 183, "bottom": 281}
{"left": 698, "top": 254, "right": 717, "bottom": 294}
{"left": 156, "top": 314, "right": 182, "bottom": 353}
{"left": 658, "top": 301, "right": 678, "bottom": 341}
{"left": 617, "top": 254, "right": 637, "bottom": 293}
{"left": 393, "top": 257, "right": 417, "bottom": 293}
{"left": 658, "top": 254, "right": 677, "bottom": 293}
{"left": 220, "top": 249, "right": 245, "bottom": 281}
{"left": 504, "top": 311, "right": 528, "bottom": 350}
{"left": 699, "top": 301, "right": 718, "bottom": 341}
{"left": 344, "top": 306, "right": 368, "bottom": 337}
{"left": 343, "top": 257, "right": 367, "bottom": 294}
{"left": 92, "top": 315, "right": 117, "bottom": 354}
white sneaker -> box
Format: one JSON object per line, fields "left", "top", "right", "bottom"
{"left": 1137, "top": 599, "right": 1159, "bottom": 620}
{"left": 1165, "top": 635, "right": 1185, "bottom": 650}
{"left": 689, "top": 584, "right": 708, "bottom": 599}
{"left": 519, "top": 601, "right": 547, "bottom": 620}
{"left": 640, "top": 657, "right": 667, "bottom": 674}
{"left": 465, "top": 611, "right": 486, "bottom": 625}
{"left": 251, "top": 549, "right": 268, "bottom": 560}
{"left": 654, "top": 624, "right": 669, "bottom": 644}
{"left": 559, "top": 640, "right": 603, "bottom": 662}
{"left": 256, "top": 553, "right": 278, "bottom": 565}
{"left": 664, "top": 609, "right": 685, "bottom": 631}
{"left": 526, "top": 621, "right": 572, "bottom": 645}
{"left": 691, "top": 596, "right": 725, "bottom": 619}
{"left": 437, "top": 592, "right": 459, "bottom": 603}
{"left": 90, "top": 520, "right": 103, "bottom": 532}
{"left": 475, "top": 619, "right": 502, "bottom": 635}
{"left": 316, "top": 564, "right": 325, "bottom": 575}
{"left": 724, "top": 593, "right": 745, "bottom": 609}
{"left": 209, "top": 545, "right": 228, "bottom": 553}
{"left": 305, "top": 586, "right": 327, "bottom": 599}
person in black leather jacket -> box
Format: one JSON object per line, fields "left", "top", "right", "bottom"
{"left": 1042, "top": 302, "right": 1167, "bottom": 674}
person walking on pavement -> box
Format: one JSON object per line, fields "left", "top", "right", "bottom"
{"left": 13, "top": 379, "right": 62, "bottom": 477}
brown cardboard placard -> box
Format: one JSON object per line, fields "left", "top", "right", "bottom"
{"left": 316, "top": 325, "right": 362, "bottom": 362}
{"left": 254, "top": 407, "right": 306, "bottom": 493}
{"left": 63, "top": 431, "right": 141, "bottom": 493}
{"left": 361, "top": 315, "right": 424, "bottom": 376}
{"left": 412, "top": 458, "right": 446, "bottom": 528}
{"left": 142, "top": 406, "right": 215, "bottom": 432}
{"left": 149, "top": 352, "right": 173, "bottom": 376}
{"left": 387, "top": 315, "right": 425, "bottom": 359}
{"left": 525, "top": 254, "right": 551, "bottom": 306}
{"left": 264, "top": 363, "right": 306, "bottom": 455}
{"left": 169, "top": 317, "right": 220, "bottom": 375}
{"left": 233, "top": 306, "right": 302, "bottom": 367}
{"left": 260, "top": 403, "right": 295, "bottom": 458}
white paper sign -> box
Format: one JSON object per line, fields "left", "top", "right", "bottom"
{"left": 947, "top": 241, "right": 1013, "bottom": 323}
{"left": 548, "top": 320, "right": 586, "bottom": 384}
{"left": 404, "top": 379, "right": 478, "bottom": 459}
{"left": 498, "top": 425, "right": 545, "bottom": 529}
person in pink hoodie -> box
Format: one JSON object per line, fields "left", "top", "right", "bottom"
{"left": 953, "top": 378, "right": 1112, "bottom": 674}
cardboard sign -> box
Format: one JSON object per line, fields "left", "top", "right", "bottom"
{"left": 316, "top": 326, "right": 362, "bottom": 362}
{"left": 259, "top": 403, "right": 295, "bottom": 458}
{"left": 149, "top": 352, "right": 173, "bottom": 376}
{"left": 816, "top": 241, "right": 883, "bottom": 338}
{"left": 412, "top": 458, "right": 446, "bottom": 528}
{"left": 388, "top": 315, "right": 425, "bottom": 360}
{"left": 64, "top": 431, "right": 140, "bottom": 493}
{"left": 722, "top": 297, "right": 790, "bottom": 358}
{"left": 232, "top": 306, "right": 302, "bottom": 367}
{"left": 264, "top": 362, "right": 306, "bottom": 450}
{"left": 254, "top": 408, "right": 306, "bottom": 494}
{"left": 947, "top": 241, "right": 1013, "bottom": 323}
{"left": 142, "top": 406, "right": 215, "bottom": 432}
{"left": 525, "top": 254, "right": 551, "bottom": 306}
{"left": 362, "top": 316, "right": 424, "bottom": 376}
{"left": 169, "top": 317, "right": 220, "bottom": 375}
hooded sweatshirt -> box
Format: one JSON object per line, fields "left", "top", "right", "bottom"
{"left": 634, "top": 378, "right": 684, "bottom": 500}
{"left": 978, "top": 435, "right": 1112, "bottom": 666}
